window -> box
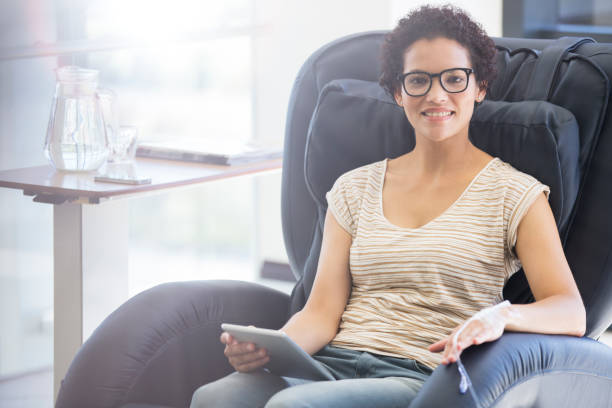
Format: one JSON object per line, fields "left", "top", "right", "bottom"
{"left": 54, "top": 0, "right": 261, "bottom": 294}
{"left": 558, "top": 0, "right": 612, "bottom": 26}
{"left": 503, "top": 0, "right": 612, "bottom": 41}
{"left": 0, "top": 0, "right": 259, "bottom": 380}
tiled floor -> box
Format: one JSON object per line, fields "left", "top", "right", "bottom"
{"left": 2, "top": 332, "right": 611, "bottom": 407}
{"left": 0, "top": 368, "right": 52, "bottom": 408}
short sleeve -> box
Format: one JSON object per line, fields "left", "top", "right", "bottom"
{"left": 504, "top": 174, "right": 550, "bottom": 275}
{"left": 325, "top": 174, "right": 356, "bottom": 237}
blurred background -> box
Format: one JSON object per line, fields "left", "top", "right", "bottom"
{"left": 0, "top": 0, "right": 610, "bottom": 406}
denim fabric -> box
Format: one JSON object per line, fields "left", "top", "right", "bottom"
{"left": 190, "top": 345, "right": 432, "bottom": 408}
{"left": 313, "top": 345, "right": 433, "bottom": 380}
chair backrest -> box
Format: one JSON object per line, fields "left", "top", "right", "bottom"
{"left": 281, "top": 32, "right": 612, "bottom": 338}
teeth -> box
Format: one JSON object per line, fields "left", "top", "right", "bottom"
{"left": 424, "top": 111, "right": 452, "bottom": 117}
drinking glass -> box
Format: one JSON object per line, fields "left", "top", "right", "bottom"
{"left": 108, "top": 126, "right": 139, "bottom": 163}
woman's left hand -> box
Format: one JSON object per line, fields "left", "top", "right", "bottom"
{"left": 428, "top": 301, "right": 511, "bottom": 365}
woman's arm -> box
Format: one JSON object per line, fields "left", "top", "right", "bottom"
{"left": 281, "top": 209, "right": 353, "bottom": 354}
{"left": 221, "top": 209, "right": 352, "bottom": 372}
{"left": 503, "top": 193, "right": 585, "bottom": 336}
{"left": 430, "top": 193, "right": 586, "bottom": 364}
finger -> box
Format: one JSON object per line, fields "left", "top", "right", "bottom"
{"left": 450, "top": 322, "right": 482, "bottom": 354}
{"left": 451, "top": 327, "right": 486, "bottom": 362}
{"left": 428, "top": 338, "right": 448, "bottom": 352}
{"left": 224, "top": 341, "right": 258, "bottom": 357}
{"left": 235, "top": 355, "right": 270, "bottom": 373}
{"left": 231, "top": 349, "right": 268, "bottom": 369}
{"left": 441, "top": 339, "right": 454, "bottom": 364}
{"left": 230, "top": 347, "right": 268, "bottom": 364}
{"left": 444, "top": 330, "right": 468, "bottom": 363}
{"left": 449, "top": 334, "right": 471, "bottom": 362}
{"left": 220, "top": 332, "right": 233, "bottom": 345}
{"left": 443, "top": 323, "right": 468, "bottom": 362}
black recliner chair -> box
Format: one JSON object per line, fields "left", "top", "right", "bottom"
{"left": 56, "top": 32, "right": 612, "bottom": 408}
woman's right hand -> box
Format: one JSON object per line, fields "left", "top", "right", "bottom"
{"left": 220, "top": 331, "right": 270, "bottom": 373}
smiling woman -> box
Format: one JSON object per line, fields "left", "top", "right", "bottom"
{"left": 190, "top": 5, "right": 584, "bottom": 408}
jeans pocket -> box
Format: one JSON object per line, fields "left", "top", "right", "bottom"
{"left": 412, "top": 360, "right": 433, "bottom": 376}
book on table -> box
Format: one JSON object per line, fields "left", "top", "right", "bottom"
{"left": 136, "top": 138, "right": 282, "bottom": 166}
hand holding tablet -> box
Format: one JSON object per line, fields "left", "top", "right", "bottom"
{"left": 221, "top": 328, "right": 270, "bottom": 374}
{"left": 221, "top": 323, "right": 335, "bottom": 381}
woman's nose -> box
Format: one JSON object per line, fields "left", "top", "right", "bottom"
{"left": 425, "top": 78, "right": 448, "bottom": 103}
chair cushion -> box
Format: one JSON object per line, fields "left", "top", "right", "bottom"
{"left": 304, "top": 79, "right": 581, "bottom": 233}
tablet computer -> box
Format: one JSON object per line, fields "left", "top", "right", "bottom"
{"left": 221, "top": 323, "right": 335, "bottom": 381}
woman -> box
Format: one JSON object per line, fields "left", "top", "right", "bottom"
{"left": 191, "top": 5, "right": 585, "bottom": 407}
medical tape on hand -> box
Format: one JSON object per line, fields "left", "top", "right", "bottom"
{"left": 452, "top": 300, "right": 510, "bottom": 395}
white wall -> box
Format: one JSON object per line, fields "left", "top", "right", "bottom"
{"left": 253, "top": 0, "right": 503, "bottom": 269}
{"left": 253, "top": 0, "right": 394, "bottom": 268}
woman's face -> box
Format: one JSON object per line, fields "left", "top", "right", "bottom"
{"left": 395, "top": 37, "right": 486, "bottom": 144}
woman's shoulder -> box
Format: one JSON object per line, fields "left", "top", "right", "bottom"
{"left": 334, "top": 159, "right": 386, "bottom": 188}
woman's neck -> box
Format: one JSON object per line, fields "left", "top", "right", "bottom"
{"left": 392, "top": 134, "right": 485, "bottom": 182}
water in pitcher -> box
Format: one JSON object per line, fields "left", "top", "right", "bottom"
{"left": 44, "top": 66, "right": 110, "bottom": 172}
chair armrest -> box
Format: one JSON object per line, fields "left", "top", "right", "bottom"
{"left": 55, "top": 280, "right": 290, "bottom": 408}
{"left": 409, "top": 332, "right": 612, "bottom": 408}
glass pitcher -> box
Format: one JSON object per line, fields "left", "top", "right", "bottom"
{"left": 44, "top": 66, "right": 110, "bottom": 172}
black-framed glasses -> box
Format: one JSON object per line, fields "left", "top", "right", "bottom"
{"left": 399, "top": 68, "right": 473, "bottom": 97}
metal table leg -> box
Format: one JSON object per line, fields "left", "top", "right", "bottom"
{"left": 53, "top": 200, "right": 129, "bottom": 401}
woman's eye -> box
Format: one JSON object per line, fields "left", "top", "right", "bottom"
{"left": 408, "top": 76, "right": 428, "bottom": 85}
{"left": 446, "top": 75, "right": 464, "bottom": 84}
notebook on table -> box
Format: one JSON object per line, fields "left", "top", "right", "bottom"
{"left": 136, "top": 139, "right": 282, "bottom": 166}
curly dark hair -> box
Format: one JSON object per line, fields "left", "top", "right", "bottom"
{"left": 379, "top": 4, "right": 497, "bottom": 98}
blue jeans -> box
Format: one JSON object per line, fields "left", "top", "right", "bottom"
{"left": 190, "top": 345, "right": 432, "bottom": 408}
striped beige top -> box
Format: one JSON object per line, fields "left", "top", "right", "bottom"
{"left": 325, "top": 157, "right": 549, "bottom": 369}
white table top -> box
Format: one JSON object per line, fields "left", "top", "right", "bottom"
{"left": 0, "top": 157, "right": 283, "bottom": 204}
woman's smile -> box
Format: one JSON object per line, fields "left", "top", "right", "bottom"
{"left": 421, "top": 108, "right": 455, "bottom": 121}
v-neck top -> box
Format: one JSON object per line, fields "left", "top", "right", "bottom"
{"left": 379, "top": 157, "right": 498, "bottom": 230}
{"left": 325, "top": 157, "right": 549, "bottom": 369}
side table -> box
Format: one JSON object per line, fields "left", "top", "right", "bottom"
{"left": 0, "top": 157, "right": 282, "bottom": 400}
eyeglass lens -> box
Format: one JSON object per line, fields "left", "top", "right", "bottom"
{"left": 403, "top": 69, "right": 469, "bottom": 96}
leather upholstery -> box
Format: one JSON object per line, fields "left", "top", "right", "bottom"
{"left": 55, "top": 281, "right": 290, "bottom": 408}
{"left": 409, "top": 333, "right": 612, "bottom": 407}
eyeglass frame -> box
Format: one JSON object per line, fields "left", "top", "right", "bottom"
{"left": 398, "top": 67, "right": 474, "bottom": 97}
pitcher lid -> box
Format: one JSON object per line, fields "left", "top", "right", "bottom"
{"left": 56, "top": 66, "right": 99, "bottom": 83}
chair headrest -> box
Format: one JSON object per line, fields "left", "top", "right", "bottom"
{"left": 305, "top": 79, "right": 581, "bottom": 233}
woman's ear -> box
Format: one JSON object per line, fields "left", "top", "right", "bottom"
{"left": 394, "top": 90, "right": 403, "bottom": 106}
{"left": 476, "top": 82, "right": 487, "bottom": 103}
